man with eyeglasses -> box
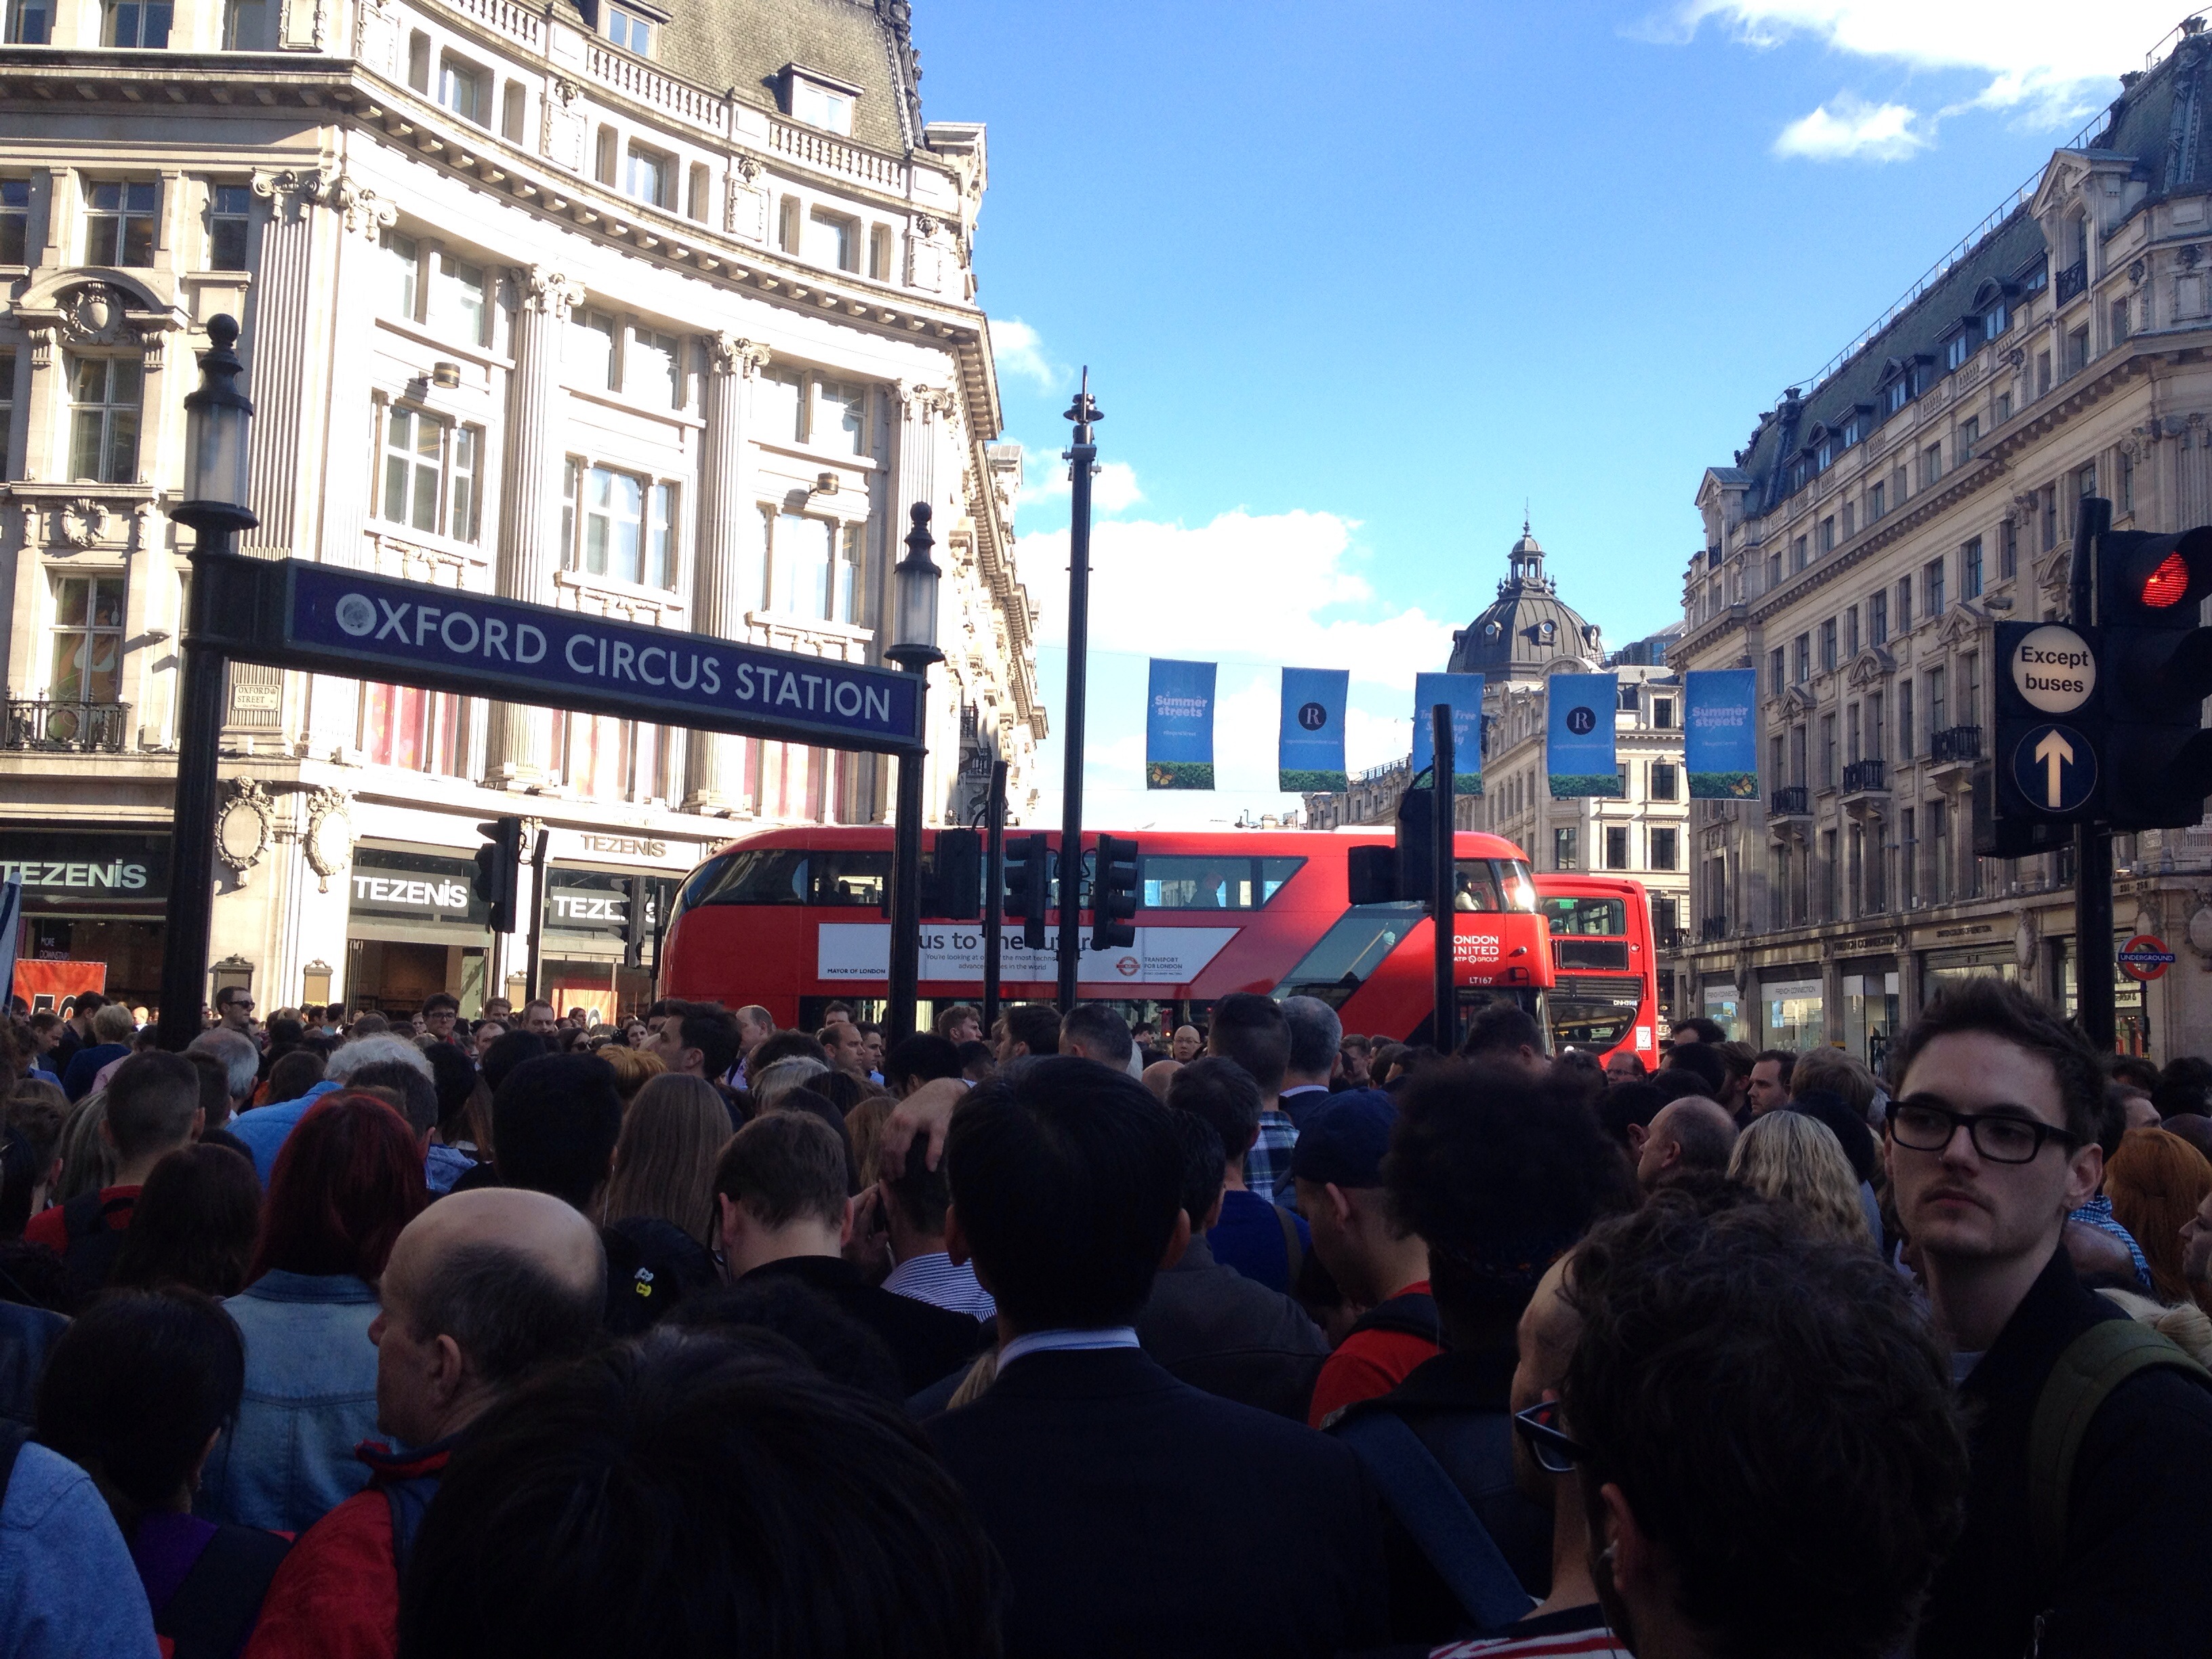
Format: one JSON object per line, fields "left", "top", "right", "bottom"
{"left": 1886, "top": 977, "right": 2212, "bottom": 1658}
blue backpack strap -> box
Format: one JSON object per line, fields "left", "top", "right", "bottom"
{"left": 1333, "top": 1407, "right": 1536, "bottom": 1633}
{"left": 383, "top": 1472, "right": 442, "bottom": 1587}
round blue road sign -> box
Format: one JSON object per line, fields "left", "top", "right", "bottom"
{"left": 2011, "top": 722, "right": 2098, "bottom": 815}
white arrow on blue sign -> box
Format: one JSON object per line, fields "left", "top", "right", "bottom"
{"left": 2011, "top": 722, "right": 2099, "bottom": 815}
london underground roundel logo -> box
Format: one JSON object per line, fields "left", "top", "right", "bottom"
{"left": 335, "top": 594, "right": 377, "bottom": 637}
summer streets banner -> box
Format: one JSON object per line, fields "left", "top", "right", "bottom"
{"left": 1547, "top": 673, "right": 1622, "bottom": 798}
{"left": 1685, "top": 669, "right": 1760, "bottom": 800}
{"left": 1410, "top": 672, "right": 1485, "bottom": 794}
{"left": 1146, "top": 658, "right": 1216, "bottom": 790}
{"left": 1278, "top": 667, "right": 1350, "bottom": 792}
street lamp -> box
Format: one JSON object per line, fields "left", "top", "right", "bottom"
{"left": 156, "top": 314, "right": 260, "bottom": 1051}
{"left": 884, "top": 502, "right": 943, "bottom": 1043}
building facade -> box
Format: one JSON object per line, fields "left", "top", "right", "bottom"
{"left": 1667, "top": 26, "right": 2212, "bottom": 1066}
{"left": 0, "top": 0, "right": 1044, "bottom": 1019}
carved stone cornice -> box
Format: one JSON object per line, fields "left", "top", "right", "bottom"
{"left": 250, "top": 167, "right": 396, "bottom": 238}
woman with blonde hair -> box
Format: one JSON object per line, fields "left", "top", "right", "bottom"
{"left": 601, "top": 1072, "right": 729, "bottom": 1248}
{"left": 2105, "top": 1126, "right": 2212, "bottom": 1308}
{"left": 599, "top": 1044, "right": 665, "bottom": 1107}
{"left": 1727, "top": 1109, "right": 1872, "bottom": 1247}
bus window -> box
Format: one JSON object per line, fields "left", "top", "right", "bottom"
{"left": 1550, "top": 976, "right": 1643, "bottom": 1052}
{"left": 1275, "top": 902, "right": 1423, "bottom": 1006}
{"left": 676, "top": 847, "right": 809, "bottom": 909}
{"left": 1541, "top": 896, "right": 1629, "bottom": 936}
{"left": 1141, "top": 855, "right": 1307, "bottom": 910}
{"left": 808, "top": 851, "right": 890, "bottom": 908}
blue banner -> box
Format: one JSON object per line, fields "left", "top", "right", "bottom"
{"left": 1146, "top": 658, "right": 1216, "bottom": 790}
{"left": 1278, "top": 667, "right": 1349, "bottom": 792}
{"left": 1685, "top": 669, "right": 1760, "bottom": 799}
{"left": 1410, "top": 672, "right": 1484, "bottom": 795}
{"left": 1547, "top": 673, "right": 1621, "bottom": 798}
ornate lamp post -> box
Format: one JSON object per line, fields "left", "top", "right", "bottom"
{"left": 884, "top": 501, "right": 943, "bottom": 1043}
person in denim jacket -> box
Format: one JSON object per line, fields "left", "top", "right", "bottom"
{"left": 199, "top": 1093, "right": 428, "bottom": 1536}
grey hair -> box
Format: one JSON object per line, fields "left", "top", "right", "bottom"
{"left": 750, "top": 1057, "right": 829, "bottom": 1112}
{"left": 327, "top": 1033, "right": 435, "bottom": 1084}
{"left": 186, "top": 1028, "right": 260, "bottom": 1099}
{"left": 1279, "top": 996, "right": 1344, "bottom": 1078}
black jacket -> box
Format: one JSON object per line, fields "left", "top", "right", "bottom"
{"left": 926, "top": 1346, "right": 1387, "bottom": 1659}
{"left": 740, "top": 1255, "right": 983, "bottom": 1395}
{"left": 1917, "top": 1244, "right": 2212, "bottom": 1658}
{"left": 1134, "top": 1233, "right": 1328, "bottom": 1420}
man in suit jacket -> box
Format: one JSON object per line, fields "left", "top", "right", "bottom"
{"left": 924, "top": 1057, "right": 1386, "bottom": 1659}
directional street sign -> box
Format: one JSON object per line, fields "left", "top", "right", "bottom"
{"left": 2118, "top": 934, "right": 2177, "bottom": 983}
{"left": 2011, "top": 722, "right": 2097, "bottom": 815}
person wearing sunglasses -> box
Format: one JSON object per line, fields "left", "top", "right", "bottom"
{"left": 1887, "top": 977, "right": 2212, "bottom": 1659}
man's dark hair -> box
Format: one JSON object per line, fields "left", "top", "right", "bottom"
{"left": 104, "top": 1052, "right": 201, "bottom": 1162}
{"left": 1203, "top": 994, "right": 1289, "bottom": 1094}
{"left": 422, "top": 1042, "right": 478, "bottom": 1139}
{"left": 884, "top": 1034, "right": 963, "bottom": 1094}
{"left": 1755, "top": 1048, "right": 1797, "bottom": 1086}
{"left": 2106, "top": 1055, "right": 2159, "bottom": 1094}
{"left": 406, "top": 1240, "right": 605, "bottom": 1390}
{"left": 264, "top": 1047, "right": 327, "bottom": 1107}
{"left": 110, "top": 1143, "right": 262, "bottom": 1299}
{"left": 1647, "top": 1067, "right": 1716, "bottom": 1107}
{"left": 2153, "top": 1054, "right": 2212, "bottom": 1122}
{"left": 396, "top": 1332, "right": 1004, "bottom": 1659}
{"left": 73, "top": 991, "right": 106, "bottom": 1019}
{"left": 1000, "top": 1003, "right": 1061, "bottom": 1057}
{"left": 1673, "top": 1017, "right": 1727, "bottom": 1045}
{"left": 1387, "top": 1061, "right": 1633, "bottom": 1340}
{"left": 483, "top": 1029, "right": 551, "bottom": 1093}
{"left": 186, "top": 1052, "right": 233, "bottom": 1129}
{"left": 1279, "top": 996, "right": 1343, "bottom": 1078}
{"left": 882, "top": 1136, "right": 954, "bottom": 1240}
{"left": 1662, "top": 1042, "right": 1727, "bottom": 1095}
{"left": 1165, "top": 1056, "right": 1265, "bottom": 1160}
{"left": 1563, "top": 1197, "right": 1967, "bottom": 1659}
{"left": 751, "top": 1029, "right": 830, "bottom": 1071}
{"left": 712, "top": 1111, "right": 848, "bottom": 1231}
{"left": 663, "top": 1001, "right": 741, "bottom": 1080}
{"left": 945, "top": 1056, "right": 1181, "bottom": 1330}
{"left": 1168, "top": 1109, "right": 1227, "bottom": 1228}
{"left": 493, "top": 1056, "right": 623, "bottom": 1213}
{"left": 1784, "top": 1093, "right": 1879, "bottom": 1185}
{"left": 1059, "top": 1002, "right": 1134, "bottom": 1067}
{"left": 1458, "top": 1002, "right": 1543, "bottom": 1061}
{"left": 264, "top": 1015, "right": 305, "bottom": 1054}
{"left": 350, "top": 1059, "right": 439, "bottom": 1139}
{"left": 665, "top": 1278, "right": 902, "bottom": 1402}
{"left": 423, "top": 993, "right": 461, "bottom": 1017}
{"left": 1597, "top": 1080, "right": 1664, "bottom": 1148}
{"left": 1887, "top": 977, "right": 2102, "bottom": 1145}
{"left": 771, "top": 1090, "right": 859, "bottom": 1195}
{"left": 956, "top": 1040, "right": 996, "bottom": 1082}
{"left": 2091, "top": 1083, "right": 2132, "bottom": 1164}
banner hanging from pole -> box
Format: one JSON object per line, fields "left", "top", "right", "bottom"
{"left": 1685, "top": 669, "right": 1760, "bottom": 799}
{"left": 1277, "top": 667, "right": 1349, "bottom": 792}
{"left": 1410, "top": 672, "right": 1484, "bottom": 794}
{"left": 1146, "top": 658, "right": 1216, "bottom": 790}
{"left": 1547, "top": 673, "right": 1621, "bottom": 797}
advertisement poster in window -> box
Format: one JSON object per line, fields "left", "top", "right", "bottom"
{"left": 1410, "top": 672, "right": 1485, "bottom": 793}
{"left": 1685, "top": 670, "right": 1759, "bottom": 799}
{"left": 1277, "top": 666, "right": 1348, "bottom": 793}
{"left": 1547, "top": 672, "right": 1621, "bottom": 797}
{"left": 1145, "top": 658, "right": 1215, "bottom": 790}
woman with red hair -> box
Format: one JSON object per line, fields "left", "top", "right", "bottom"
{"left": 197, "top": 1092, "right": 426, "bottom": 1535}
{"left": 2106, "top": 1126, "right": 2212, "bottom": 1309}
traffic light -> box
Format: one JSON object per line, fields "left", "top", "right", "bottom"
{"left": 2097, "top": 526, "right": 2212, "bottom": 829}
{"left": 471, "top": 816, "right": 523, "bottom": 935}
{"left": 1090, "top": 834, "right": 1139, "bottom": 951}
{"left": 620, "top": 876, "right": 649, "bottom": 970}
{"left": 1393, "top": 777, "right": 1440, "bottom": 903}
{"left": 930, "top": 829, "right": 982, "bottom": 920}
{"left": 1002, "top": 832, "right": 1050, "bottom": 951}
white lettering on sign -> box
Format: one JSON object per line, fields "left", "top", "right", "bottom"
{"left": 2010, "top": 624, "right": 2097, "bottom": 714}
{"left": 550, "top": 895, "right": 628, "bottom": 922}
{"left": 578, "top": 834, "right": 667, "bottom": 858}
{"left": 0, "top": 860, "right": 149, "bottom": 891}
{"left": 817, "top": 924, "right": 1240, "bottom": 986}
{"left": 352, "top": 874, "right": 471, "bottom": 910}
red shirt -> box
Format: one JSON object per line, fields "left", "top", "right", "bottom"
{"left": 1307, "top": 1279, "right": 1441, "bottom": 1429}
{"left": 22, "top": 1184, "right": 142, "bottom": 1253}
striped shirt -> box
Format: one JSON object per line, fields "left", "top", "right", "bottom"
{"left": 882, "top": 1250, "right": 997, "bottom": 1322}
{"left": 1431, "top": 1619, "right": 1630, "bottom": 1658}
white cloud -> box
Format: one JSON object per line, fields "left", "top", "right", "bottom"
{"left": 1774, "top": 93, "right": 1926, "bottom": 161}
{"left": 989, "top": 317, "right": 1063, "bottom": 394}
{"left": 1020, "top": 452, "right": 1144, "bottom": 514}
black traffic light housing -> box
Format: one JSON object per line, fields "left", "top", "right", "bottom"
{"left": 930, "top": 829, "right": 982, "bottom": 920}
{"left": 620, "top": 876, "right": 649, "bottom": 970}
{"left": 472, "top": 816, "right": 524, "bottom": 935}
{"left": 1002, "top": 832, "right": 1050, "bottom": 951}
{"left": 2097, "top": 525, "right": 2212, "bottom": 830}
{"left": 1090, "top": 834, "right": 1139, "bottom": 951}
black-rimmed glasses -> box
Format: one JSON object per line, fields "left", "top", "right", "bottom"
{"left": 1885, "top": 1099, "right": 2081, "bottom": 1165}
{"left": 1512, "top": 1398, "right": 1593, "bottom": 1475}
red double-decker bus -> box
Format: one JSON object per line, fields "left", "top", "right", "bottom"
{"left": 1536, "top": 873, "right": 1660, "bottom": 1067}
{"left": 661, "top": 825, "right": 1553, "bottom": 1042}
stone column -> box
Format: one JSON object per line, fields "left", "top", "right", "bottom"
{"left": 683, "top": 331, "right": 769, "bottom": 811}
{"left": 486, "top": 265, "right": 582, "bottom": 785}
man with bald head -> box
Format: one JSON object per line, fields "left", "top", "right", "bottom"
{"left": 242, "top": 1189, "right": 605, "bottom": 1659}
{"left": 1171, "top": 1024, "right": 1203, "bottom": 1063}
{"left": 1632, "top": 1095, "right": 1739, "bottom": 1191}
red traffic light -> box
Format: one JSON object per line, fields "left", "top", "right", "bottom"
{"left": 2144, "top": 550, "right": 2192, "bottom": 609}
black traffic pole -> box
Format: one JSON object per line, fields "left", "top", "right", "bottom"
{"left": 982, "top": 756, "right": 1007, "bottom": 1036}
{"left": 1057, "top": 371, "right": 1101, "bottom": 1015}
{"left": 886, "top": 504, "right": 945, "bottom": 1044}
{"left": 1431, "top": 703, "right": 1456, "bottom": 1057}
{"left": 157, "top": 316, "right": 258, "bottom": 1052}
{"left": 2073, "top": 493, "right": 2116, "bottom": 1050}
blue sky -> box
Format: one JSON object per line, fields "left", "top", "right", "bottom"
{"left": 912, "top": 1, "right": 2183, "bottom": 827}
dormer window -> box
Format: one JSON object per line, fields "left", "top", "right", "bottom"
{"left": 783, "top": 64, "right": 861, "bottom": 136}
{"left": 1483, "top": 621, "right": 1501, "bottom": 640}
{"left": 1814, "top": 430, "right": 1834, "bottom": 471}
{"left": 604, "top": 1, "right": 655, "bottom": 56}
{"left": 1841, "top": 409, "right": 1868, "bottom": 447}
{"left": 1984, "top": 299, "right": 2009, "bottom": 338}
{"left": 1945, "top": 331, "right": 1971, "bottom": 371}
{"left": 1538, "top": 620, "right": 1556, "bottom": 642}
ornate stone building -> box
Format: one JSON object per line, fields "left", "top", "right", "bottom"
{"left": 1667, "top": 25, "right": 2212, "bottom": 1065}
{"left": 0, "top": 0, "right": 1042, "bottom": 1017}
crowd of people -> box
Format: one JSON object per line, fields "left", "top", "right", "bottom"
{"left": 3, "top": 976, "right": 2211, "bottom": 1658}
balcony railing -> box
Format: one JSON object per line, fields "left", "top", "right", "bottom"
{"left": 2055, "top": 260, "right": 2089, "bottom": 306}
{"left": 1930, "top": 724, "right": 1982, "bottom": 765}
{"left": 3, "top": 698, "right": 130, "bottom": 754}
{"left": 1769, "top": 785, "right": 1810, "bottom": 817}
{"left": 1699, "top": 914, "right": 1729, "bottom": 943}
{"left": 1843, "top": 758, "right": 1888, "bottom": 794}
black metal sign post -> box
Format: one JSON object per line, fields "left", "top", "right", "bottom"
{"left": 2072, "top": 494, "right": 2118, "bottom": 1052}
{"left": 1431, "top": 704, "right": 1456, "bottom": 1057}
{"left": 156, "top": 548, "right": 928, "bottom": 1050}
{"left": 1057, "top": 372, "right": 1101, "bottom": 1015}
{"left": 981, "top": 756, "right": 1008, "bottom": 1036}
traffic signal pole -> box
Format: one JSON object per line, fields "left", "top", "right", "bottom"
{"left": 1058, "top": 373, "right": 1100, "bottom": 1015}
{"left": 2072, "top": 495, "right": 2117, "bottom": 1052}
{"left": 982, "top": 758, "right": 1006, "bottom": 1037}
{"left": 1431, "top": 704, "right": 1456, "bottom": 1057}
